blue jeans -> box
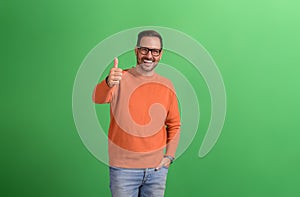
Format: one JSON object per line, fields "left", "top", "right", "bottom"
{"left": 109, "top": 166, "right": 169, "bottom": 197}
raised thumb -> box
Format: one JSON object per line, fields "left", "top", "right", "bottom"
{"left": 113, "top": 57, "right": 118, "bottom": 68}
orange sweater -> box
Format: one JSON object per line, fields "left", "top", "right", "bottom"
{"left": 93, "top": 68, "right": 181, "bottom": 168}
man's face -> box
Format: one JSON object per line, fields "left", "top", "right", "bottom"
{"left": 135, "top": 36, "right": 163, "bottom": 74}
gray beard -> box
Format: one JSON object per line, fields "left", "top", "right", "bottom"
{"left": 139, "top": 63, "right": 157, "bottom": 71}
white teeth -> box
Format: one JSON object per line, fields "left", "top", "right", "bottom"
{"left": 144, "top": 60, "right": 153, "bottom": 63}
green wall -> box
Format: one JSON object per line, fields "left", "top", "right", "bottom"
{"left": 1, "top": 0, "right": 300, "bottom": 196}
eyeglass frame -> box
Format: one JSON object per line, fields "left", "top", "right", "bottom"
{"left": 136, "top": 46, "right": 162, "bottom": 57}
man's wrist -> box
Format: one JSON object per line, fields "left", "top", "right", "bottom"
{"left": 105, "top": 76, "right": 112, "bottom": 87}
{"left": 164, "top": 155, "right": 175, "bottom": 164}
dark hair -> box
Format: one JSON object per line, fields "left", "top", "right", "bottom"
{"left": 136, "top": 30, "right": 163, "bottom": 49}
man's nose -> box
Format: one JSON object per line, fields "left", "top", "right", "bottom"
{"left": 146, "top": 50, "right": 153, "bottom": 58}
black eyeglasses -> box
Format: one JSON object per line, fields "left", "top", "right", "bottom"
{"left": 137, "top": 47, "right": 162, "bottom": 56}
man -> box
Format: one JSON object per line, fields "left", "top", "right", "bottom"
{"left": 93, "top": 30, "right": 181, "bottom": 197}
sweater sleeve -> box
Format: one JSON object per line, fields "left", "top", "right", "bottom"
{"left": 92, "top": 77, "right": 116, "bottom": 104}
{"left": 165, "top": 91, "right": 181, "bottom": 158}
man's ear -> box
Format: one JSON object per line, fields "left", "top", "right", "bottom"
{"left": 159, "top": 49, "right": 164, "bottom": 59}
{"left": 134, "top": 47, "right": 138, "bottom": 56}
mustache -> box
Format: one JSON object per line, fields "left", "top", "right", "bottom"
{"left": 142, "top": 57, "right": 154, "bottom": 60}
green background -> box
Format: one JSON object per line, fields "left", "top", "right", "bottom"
{"left": 1, "top": 0, "right": 300, "bottom": 196}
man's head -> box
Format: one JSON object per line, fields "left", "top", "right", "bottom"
{"left": 136, "top": 30, "right": 163, "bottom": 49}
{"left": 135, "top": 30, "right": 163, "bottom": 76}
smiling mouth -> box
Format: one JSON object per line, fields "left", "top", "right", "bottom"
{"left": 143, "top": 59, "right": 153, "bottom": 64}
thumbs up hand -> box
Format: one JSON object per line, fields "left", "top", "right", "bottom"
{"left": 107, "top": 58, "right": 123, "bottom": 87}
